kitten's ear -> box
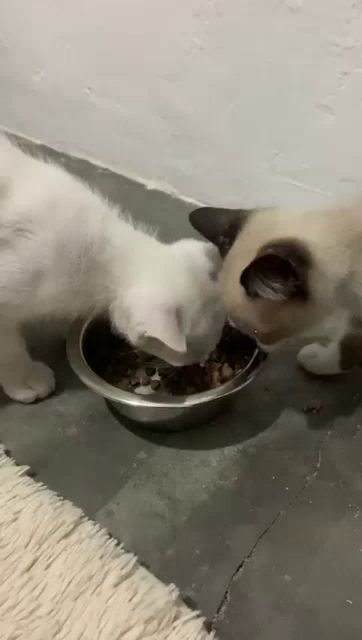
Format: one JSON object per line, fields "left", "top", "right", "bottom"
{"left": 189, "top": 207, "right": 254, "bottom": 256}
{"left": 144, "top": 305, "right": 186, "bottom": 353}
{"left": 240, "top": 240, "right": 310, "bottom": 301}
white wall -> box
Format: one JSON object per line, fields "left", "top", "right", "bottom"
{"left": 1, "top": 0, "right": 362, "bottom": 207}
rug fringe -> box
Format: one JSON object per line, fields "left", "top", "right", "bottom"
{"left": 0, "top": 447, "right": 215, "bottom": 639}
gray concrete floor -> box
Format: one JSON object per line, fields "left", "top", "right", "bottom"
{"left": 1, "top": 138, "right": 362, "bottom": 639}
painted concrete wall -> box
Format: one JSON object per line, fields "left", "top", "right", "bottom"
{"left": 1, "top": 0, "right": 362, "bottom": 207}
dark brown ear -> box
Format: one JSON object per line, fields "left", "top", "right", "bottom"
{"left": 189, "top": 207, "right": 254, "bottom": 256}
{"left": 240, "top": 240, "right": 310, "bottom": 301}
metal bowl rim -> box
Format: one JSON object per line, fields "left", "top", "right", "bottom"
{"left": 66, "top": 315, "right": 266, "bottom": 409}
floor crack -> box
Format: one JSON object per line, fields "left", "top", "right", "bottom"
{"left": 212, "top": 430, "right": 331, "bottom": 628}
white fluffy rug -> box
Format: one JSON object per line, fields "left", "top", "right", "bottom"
{"left": 0, "top": 447, "right": 214, "bottom": 639}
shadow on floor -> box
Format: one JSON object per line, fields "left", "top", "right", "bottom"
{"left": 111, "top": 348, "right": 362, "bottom": 450}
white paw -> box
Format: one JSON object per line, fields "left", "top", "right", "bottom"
{"left": 2, "top": 362, "right": 55, "bottom": 403}
{"left": 297, "top": 342, "right": 342, "bottom": 376}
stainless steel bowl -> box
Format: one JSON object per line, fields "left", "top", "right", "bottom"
{"left": 66, "top": 315, "right": 266, "bottom": 431}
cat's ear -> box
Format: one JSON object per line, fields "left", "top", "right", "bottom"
{"left": 240, "top": 240, "right": 310, "bottom": 301}
{"left": 144, "top": 305, "right": 186, "bottom": 353}
{"left": 189, "top": 207, "right": 254, "bottom": 256}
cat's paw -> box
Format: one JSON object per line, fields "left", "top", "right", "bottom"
{"left": 1, "top": 362, "right": 55, "bottom": 403}
{"left": 297, "top": 342, "right": 342, "bottom": 376}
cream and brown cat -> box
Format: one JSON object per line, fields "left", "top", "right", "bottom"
{"left": 190, "top": 204, "right": 362, "bottom": 376}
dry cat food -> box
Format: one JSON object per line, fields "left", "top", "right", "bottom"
{"left": 84, "top": 321, "right": 256, "bottom": 396}
{"left": 303, "top": 399, "right": 324, "bottom": 414}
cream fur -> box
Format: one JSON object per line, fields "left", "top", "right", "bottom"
{"left": 191, "top": 203, "right": 362, "bottom": 375}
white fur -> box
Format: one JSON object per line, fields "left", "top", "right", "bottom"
{"left": 297, "top": 308, "right": 350, "bottom": 375}
{"left": 0, "top": 136, "right": 224, "bottom": 402}
{"left": 297, "top": 342, "right": 343, "bottom": 375}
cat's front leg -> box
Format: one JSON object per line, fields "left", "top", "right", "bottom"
{"left": 297, "top": 341, "right": 345, "bottom": 375}
{"left": 0, "top": 323, "right": 55, "bottom": 403}
{"left": 298, "top": 317, "right": 362, "bottom": 376}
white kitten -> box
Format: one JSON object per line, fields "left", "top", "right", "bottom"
{"left": 0, "top": 136, "right": 224, "bottom": 403}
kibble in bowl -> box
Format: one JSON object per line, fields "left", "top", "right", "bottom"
{"left": 67, "top": 316, "right": 267, "bottom": 430}
{"left": 86, "top": 323, "right": 254, "bottom": 396}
